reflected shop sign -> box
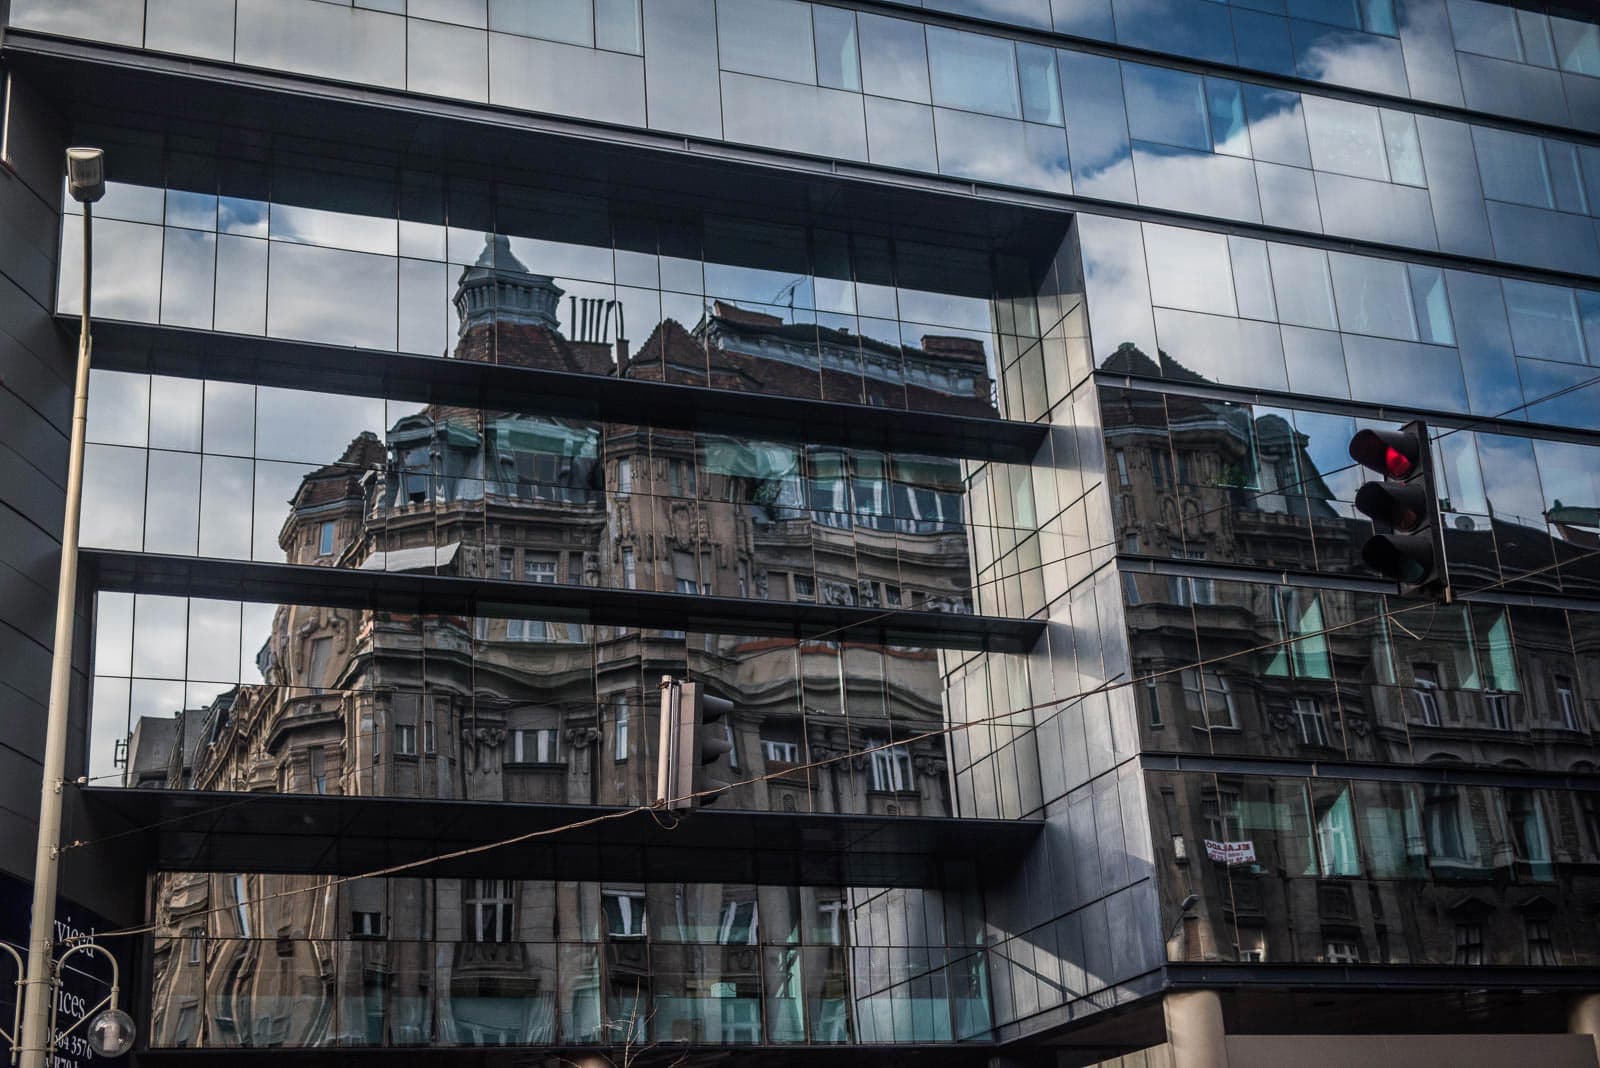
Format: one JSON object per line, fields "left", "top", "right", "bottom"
{"left": 1204, "top": 840, "right": 1257, "bottom": 866}
{"left": 0, "top": 873, "right": 130, "bottom": 1067}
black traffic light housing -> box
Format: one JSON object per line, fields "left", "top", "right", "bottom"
{"left": 656, "top": 676, "right": 733, "bottom": 811}
{"left": 1348, "top": 420, "right": 1450, "bottom": 600}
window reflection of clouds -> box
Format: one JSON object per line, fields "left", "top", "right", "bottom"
{"left": 269, "top": 203, "right": 398, "bottom": 257}
{"left": 1142, "top": 226, "right": 1236, "bottom": 318}
{"left": 1290, "top": 20, "right": 1408, "bottom": 96}
{"left": 87, "top": 371, "right": 151, "bottom": 448}
{"left": 927, "top": 26, "right": 1022, "bottom": 119}
{"left": 1121, "top": 63, "right": 1209, "bottom": 152}
{"left": 255, "top": 387, "right": 386, "bottom": 467}
{"left": 82, "top": 445, "right": 147, "bottom": 552}
{"left": 145, "top": 450, "right": 201, "bottom": 549}
{"left": 266, "top": 242, "right": 399, "bottom": 351}
{"left": 58, "top": 216, "right": 162, "bottom": 322}
{"left": 198, "top": 455, "right": 254, "bottom": 561}
{"left": 17, "top": 0, "right": 1598, "bottom": 134}
{"left": 159, "top": 228, "right": 216, "bottom": 330}
{"left": 1129, "top": 142, "right": 1261, "bottom": 222}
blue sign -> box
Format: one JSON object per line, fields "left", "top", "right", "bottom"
{"left": 0, "top": 873, "right": 132, "bottom": 1067}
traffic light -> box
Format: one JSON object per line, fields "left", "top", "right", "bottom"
{"left": 655, "top": 676, "right": 733, "bottom": 811}
{"left": 1348, "top": 419, "right": 1449, "bottom": 600}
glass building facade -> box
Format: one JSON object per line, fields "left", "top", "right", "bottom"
{"left": 0, "top": 0, "right": 1597, "bottom": 1064}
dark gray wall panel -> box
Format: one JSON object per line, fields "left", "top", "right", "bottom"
{"left": 0, "top": 71, "right": 72, "bottom": 891}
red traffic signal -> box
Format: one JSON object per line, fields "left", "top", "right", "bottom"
{"left": 1349, "top": 427, "right": 1423, "bottom": 480}
{"left": 1349, "top": 420, "right": 1448, "bottom": 600}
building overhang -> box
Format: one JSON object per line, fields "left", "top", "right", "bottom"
{"left": 82, "top": 549, "right": 1045, "bottom": 652}
{"left": 66, "top": 786, "right": 1041, "bottom": 888}
{"left": 127, "top": 1045, "right": 1001, "bottom": 1067}
{"left": 83, "top": 319, "right": 1049, "bottom": 465}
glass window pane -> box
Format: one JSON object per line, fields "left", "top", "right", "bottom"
{"left": 1379, "top": 109, "right": 1424, "bottom": 186}
{"left": 1545, "top": 140, "right": 1591, "bottom": 216}
{"left": 1017, "top": 43, "right": 1062, "bottom": 125}
{"left": 1328, "top": 253, "right": 1417, "bottom": 341}
{"left": 407, "top": 16, "right": 489, "bottom": 102}
{"left": 1581, "top": 290, "right": 1600, "bottom": 365}
{"left": 1355, "top": 782, "right": 1425, "bottom": 879}
{"left": 1553, "top": 15, "right": 1600, "bottom": 76}
{"left": 1407, "top": 266, "right": 1454, "bottom": 346}
{"left": 1518, "top": 9, "right": 1557, "bottom": 67}
{"left": 1132, "top": 143, "right": 1261, "bottom": 222}
{"left": 1268, "top": 243, "right": 1336, "bottom": 330}
{"left": 87, "top": 371, "right": 150, "bottom": 448}
{"left": 1058, "top": 50, "right": 1134, "bottom": 201}
{"left": 813, "top": 6, "right": 861, "bottom": 92}
{"left": 160, "top": 227, "right": 217, "bottom": 329}
{"left": 1448, "top": 0, "right": 1522, "bottom": 62}
{"left": 148, "top": 376, "right": 203, "bottom": 453}
{"left": 596, "top": 0, "right": 643, "bottom": 52}
{"left": 1477, "top": 431, "right": 1545, "bottom": 523}
{"left": 267, "top": 243, "right": 398, "bottom": 351}
{"left": 1311, "top": 782, "right": 1361, "bottom": 876}
{"left": 1290, "top": 0, "right": 1359, "bottom": 30}
{"left": 718, "top": 0, "right": 815, "bottom": 83}
{"left": 1301, "top": 95, "right": 1387, "bottom": 181}
{"left": 1205, "top": 78, "right": 1250, "bottom": 157}
{"left": 857, "top": 13, "right": 930, "bottom": 103}
{"left": 414, "top": 0, "right": 488, "bottom": 28}
{"left": 1344, "top": 336, "right": 1468, "bottom": 412}
{"left": 1502, "top": 280, "right": 1586, "bottom": 364}
{"left": 1444, "top": 269, "right": 1522, "bottom": 417}
{"left": 927, "top": 27, "right": 1020, "bottom": 118}
{"left": 1142, "top": 224, "right": 1236, "bottom": 316}
{"left": 1228, "top": 237, "right": 1278, "bottom": 322}
{"left": 1121, "top": 63, "right": 1209, "bottom": 151}
{"left": 1471, "top": 127, "right": 1553, "bottom": 208}
{"left": 60, "top": 217, "right": 163, "bottom": 322}
{"left": 1360, "top": 0, "right": 1396, "bottom": 35}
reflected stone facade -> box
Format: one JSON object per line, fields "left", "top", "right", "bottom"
{"left": 125, "top": 235, "right": 986, "bottom": 1050}
{"left": 3, "top": 0, "right": 1599, "bottom": 1064}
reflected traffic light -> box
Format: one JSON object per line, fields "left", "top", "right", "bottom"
{"left": 1349, "top": 421, "right": 1449, "bottom": 599}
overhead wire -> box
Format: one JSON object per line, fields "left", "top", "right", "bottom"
{"left": 80, "top": 544, "right": 1600, "bottom": 944}
{"left": 62, "top": 367, "right": 1600, "bottom": 878}
{"left": 64, "top": 353, "right": 1600, "bottom": 934}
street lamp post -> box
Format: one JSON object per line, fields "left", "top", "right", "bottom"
{"left": 16, "top": 147, "right": 108, "bottom": 1068}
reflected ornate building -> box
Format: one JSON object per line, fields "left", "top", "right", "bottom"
{"left": 1101, "top": 344, "right": 1600, "bottom": 983}
{"left": 135, "top": 241, "right": 987, "bottom": 1050}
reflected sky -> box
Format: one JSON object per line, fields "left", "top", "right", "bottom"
{"left": 18, "top": 0, "right": 1600, "bottom": 135}
{"left": 1094, "top": 217, "right": 1600, "bottom": 428}
{"left": 38, "top": 0, "right": 1600, "bottom": 284}
{"left": 59, "top": 170, "right": 1047, "bottom": 419}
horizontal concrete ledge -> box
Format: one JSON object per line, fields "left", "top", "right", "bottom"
{"left": 130, "top": 1044, "right": 999, "bottom": 1066}
{"left": 85, "top": 319, "right": 1049, "bottom": 465}
{"left": 81, "top": 549, "right": 1047, "bottom": 652}
{"left": 68, "top": 786, "right": 1042, "bottom": 888}
{"left": 1139, "top": 752, "right": 1600, "bottom": 792}
{"left": 1224, "top": 1033, "right": 1596, "bottom": 1068}
{"left": 1165, "top": 962, "right": 1600, "bottom": 991}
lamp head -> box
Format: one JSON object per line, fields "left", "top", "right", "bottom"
{"left": 65, "top": 147, "right": 106, "bottom": 205}
{"left": 1179, "top": 893, "right": 1200, "bottom": 912}
{"left": 86, "top": 1006, "right": 136, "bottom": 1058}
